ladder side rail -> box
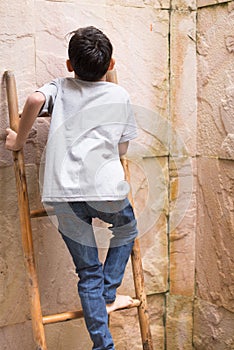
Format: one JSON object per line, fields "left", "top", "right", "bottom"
{"left": 5, "top": 71, "right": 47, "bottom": 350}
{"left": 121, "top": 158, "right": 154, "bottom": 350}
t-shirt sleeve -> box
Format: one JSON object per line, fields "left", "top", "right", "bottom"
{"left": 36, "top": 79, "right": 58, "bottom": 116}
{"left": 119, "top": 99, "right": 138, "bottom": 143}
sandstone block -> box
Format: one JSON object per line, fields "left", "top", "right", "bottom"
{"left": 131, "top": 157, "right": 168, "bottom": 293}
{"left": 197, "top": 3, "right": 234, "bottom": 158}
{"left": 196, "top": 158, "right": 234, "bottom": 312}
{"left": 193, "top": 298, "right": 234, "bottom": 350}
{"left": 32, "top": 217, "right": 82, "bottom": 315}
{"left": 166, "top": 294, "right": 194, "bottom": 350}
{"left": 141, "top": 213, "right": 168, "bottom": 294}
{"left": 169, "top": 157, "right": 196, "bottom": 296}
{"left": 105, "top": 7, "right": 169, "bottom": 119}
{"left": 170, "top": 10, "right": 197, "bottom": 156}
{"left": 130, "top": 105, "right": 169, "bottom": 157}
{"left": 169, "top": 156, "right": 194, "bottom": 231}
{"left": 129, "top": 156, "right": 168, "bottom": 234}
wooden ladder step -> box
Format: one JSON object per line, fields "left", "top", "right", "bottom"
{"left": 42, "top": 299, "right": 141, "bottom": 325}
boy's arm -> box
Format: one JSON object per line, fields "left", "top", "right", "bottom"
{"left": 5, "top": 92, "right": 45, "bottom": 151}
{"left": 118, "top": 141, "right": 129, "bottom": 157}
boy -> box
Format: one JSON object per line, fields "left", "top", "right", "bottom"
{"left": 6, "top": 26, "right": 138, "bottom": 350}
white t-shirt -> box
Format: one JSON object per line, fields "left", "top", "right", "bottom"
{"left": 38, "top": 77, "right": 137, "bottom": 202}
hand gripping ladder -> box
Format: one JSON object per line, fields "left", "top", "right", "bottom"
{"left": 4, "top": 70, "right": 154, "bottom": 350}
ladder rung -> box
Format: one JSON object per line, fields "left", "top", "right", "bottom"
{"left": 43, "top": 310, "right": 83, "bottom": 325}
{"left": 30, "top": 207, "right": 55, "bottom": 218}
{"left": 42, "top": 299, "right": 141, "bottom": 325}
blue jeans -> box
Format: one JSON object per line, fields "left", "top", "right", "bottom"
{"left": 52, "top": 198, "right": 138, "bottom": 350}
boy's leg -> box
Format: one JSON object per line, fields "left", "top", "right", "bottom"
{"left": 103, "top": 241, "right": 135, "bottom": 312}
{"left": 88, "top": 199, "right": 138, "bottom": 307}
{"left": 61, "top": 234, "right": 114, "bottom": 350}
{"left": 53, "top": 202, "right": 115, "bottom": 350}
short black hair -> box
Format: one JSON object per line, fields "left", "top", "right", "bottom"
{"left": 68, "top": 26, "right": 113, "bottom": 81}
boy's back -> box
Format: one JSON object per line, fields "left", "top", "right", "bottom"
{"left": 38, "top": 77, "right": 137, "bottom": 202}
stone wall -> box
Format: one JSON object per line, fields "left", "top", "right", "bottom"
{"left": 194, "top": 1, "right": 234, "bottom": 349}
{"left": 0, "top": 0, "right": 233, "bottom": 349}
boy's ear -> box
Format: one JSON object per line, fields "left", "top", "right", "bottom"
{"left": 108, "top": 58, "right": 115, "bottom": 71}
{"left": 66, "top": 59, "right": 74, "bottom": 72}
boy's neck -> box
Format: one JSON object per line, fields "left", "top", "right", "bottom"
{"left": 74, "top": 73, "right": 107, "bottom": 82}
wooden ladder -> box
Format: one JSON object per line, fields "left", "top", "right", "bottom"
{"left": 4, "top": 70, "right": 154, "bottom": 350}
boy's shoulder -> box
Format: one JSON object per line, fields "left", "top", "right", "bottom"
{"left": 104, "top": 81, "right": 132, "bottom": 104}
{"left": 57, "top": 77, "right": 130, "bottom": 98}
{"left": 104, "top": 80, "right": 130, "bottom": 97}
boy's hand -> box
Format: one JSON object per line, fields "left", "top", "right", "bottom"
{"left": 5, "top": 128, "right": 22, "bottom": 151}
